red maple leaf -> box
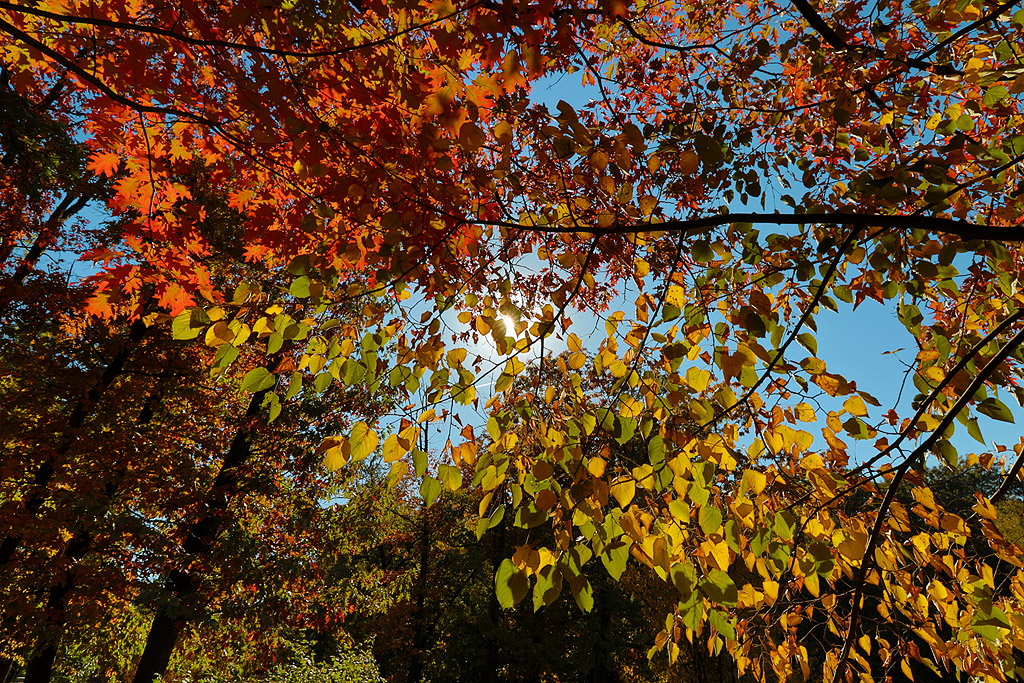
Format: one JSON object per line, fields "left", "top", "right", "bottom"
{"left": 87, "top": 151, "right": 122, "bottom": 177}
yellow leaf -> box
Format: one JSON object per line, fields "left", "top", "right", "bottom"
{"left": 686, "top": 367, "right": 711, "bottom": 392}
{"left": 619, "top": 395, "right": 643, "bottom": 418}
{"left": 836, "top": 529, "right": 866, "bottom": 560}
{"left": 912, "top": 487, "right": 937, "bottom": 511}
{"left": 610, "top": 477, "right": 636, "bottom": 508}
{"left": 815, "top": 374, "right": 841, "bottom": 396}
{"left": 794, "top": 403, "right": 816, "bottom": 422}
{"left": 741, "top": 469, "right": 767, "bottom": 496}
{"left": 707, "top": 539, "right": 731, "bottom": 570}
{"left": 800, "top": 454, "right": 825, "bottom": 471}
{"left": 973, "top": 496, "right": 999, "bottom": 521}
{"left": 666, "top": 284, "right": 686, "bottom": 308}
{"left": 323, "top": 437, "right": 350, "bottom": 470}
{"left": 383, "top": 433, "right": 406, "bottom": 463}
{"left": 349, "top": 421, "right": 378, "bottom": 462}
{"left": 843, "top": 395, "right": 867, "bottom": 417}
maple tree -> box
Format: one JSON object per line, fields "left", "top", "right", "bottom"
{"left": 3, "top": 0, "right": 1024, "bottom": 680}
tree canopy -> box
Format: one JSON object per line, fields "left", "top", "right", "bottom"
{"left": 3, "top": 0, "right": 1024, "bottom": 680}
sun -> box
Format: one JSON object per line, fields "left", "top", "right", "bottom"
{"left": 499, "top": 313, "right": 518, "bottom": 335}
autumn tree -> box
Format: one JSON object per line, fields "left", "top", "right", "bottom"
{"left": 3, "top": 0, "right": 1024, "bottom": 681}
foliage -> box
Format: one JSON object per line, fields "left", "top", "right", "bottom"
{"left": 257, "top": 648, "right": 385, "bottom": 683}
{"left": 4, "top": 0, "right": 1024, "bottom": 681}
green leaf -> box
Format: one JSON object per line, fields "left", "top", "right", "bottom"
{"left": 532, "top": 565, "right": 563, "bottom": 611}
{"left": 843, "top": 416, "right": 873, "bottom": 440}
{"left": 974, "top": 601, "right": 1012, "bottom": 629}
{"left": 702, "top": 568, "right": 737, "bottom": 607}
{"left": 514, "top": 501, "right": 548, "bottom": 529}
{"left": 411, "top": 448, "right": 428, "bottom": 477}
{"left": 475, "top": 504, "right": 505, "bottom": 540}
{"left": 933, "top": 439, "right": 959, "bottom": 468}
{"left": 673, "top": 561, "right": 703, "bottom": 631}
{"left": 567, "top": 574, "right": 594, "bottom": 612}
{"left": 314, "top": 372, "right": 332, "bottom": 393}
{"left": 692, "top": 239, "right": 714, "bottom": 263}
{"left": 688, "top": 481, "right": 710, "bottom": 507}
{"left": 670, "top": 560, "right": 697, "bottom": 596}
{"left": 438, "top": 463, "right": 463, "bottom": 491}
{"left": 171, "top": 310, "right": 202, "bottom": 340}
{"left": 774, "top": 510, "right": 796, "bottom": 541}
{"left": 285, "top": 371, "right": 302, "bottom": 400}
{"left": 213, "top": 343, "right": 239, "bottom": 369}
{"left": 977, "top": 397, "right": 1015, "bottom": 423}
{"left": 266, "top": 331, "right": 284, "bottom": 354}
{"left": 241, "top": 367, "right": 275, "bottom": 393}
{"left": 648, "top": 435, "right": 666, "bottom": 466}
{"left": 797, "top": 333, "right": 817, "bottom": 355}
{"left": 263, "top": 393, "right": 282, "bottom": 423}
{"left": 289, "top": 276, "right": 311, "bottom": 298}
{"left": 567, "top": 544, "right": 593, "bottom": 572}
{"left": 966, "top": 416, "right": 985, "bottom": 444}
{"left": 614, "top": 416, "right": 636, "bottom": 445}
{"left": 707, "top": 609, "right": 737, "bottom": 641}
{"left": 287, "top": 254, "right": 311, "bottom": 275}
{"left": 698, "top": 506, "right": 723, "bottom": 536}
{"left": 495, "top": 559, "right": 528, "bottom": 609}
{"left": 420, "top": 476, "right": 442, "bottom": 508}
{"left": 600, "top": 540, "right": 630, "bottom": 580}
{"left": 983, "top": 85, "right": 1008, "bottom": 107}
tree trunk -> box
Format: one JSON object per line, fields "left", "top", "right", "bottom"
{"left": 484, "top": 513, "right": 506, "bottom": 683}
{"left": 19, "top": 395, "right": 158, "bottom": 683}
{"left": 131, "top": 605, "right": 185, "bottom": 683}
{"left": 22, "top": 644, "right": 56, "bottom": 683}
{"left": 131, "top": 387, "right": 268, "bottom": 683}
{"left": 588, "top": 584, "right": 618, "bottom": 683}
{"left": 0, "top": 317, "right": 147, "bottom": 567}
{"left": 405, "top": 503, "right": 431, "bottom": 683}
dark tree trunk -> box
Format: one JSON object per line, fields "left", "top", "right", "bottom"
{"left": 484, "top": 513, "right": 506, "bottom": 683}
{"left": 0, "top": 317, "right": 147, "bottom": 568}
{"left": 22, "top": 644, "right": 57, "bottom": 683}
{"left": 405, "top": 503, "right": 431, "bottom": 683}
{"left": 588, "top": 584, "right": 619, "bottom": 683}
{"left": 132, "top": 608, "right": 184, "bottom": 683}
{"left": 131, "top": 387, "right": 268, "bottom": 683}
{"left": 19, "top": 396, "right": 158, "bottom": 683}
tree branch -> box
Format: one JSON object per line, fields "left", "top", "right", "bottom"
{"left": 789, "top": 0, "right": 960, "bottom": 74}
{"left": 0, "top": 0, "right": 481, "bottom": 60}
{"left": 466, "top": 212, "right": 1024, "bottom": 242}
{"left": 830, "top": 318, "right": 1024, "bottom": 683}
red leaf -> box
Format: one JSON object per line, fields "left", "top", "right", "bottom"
{"left": 87, "top": 151, "right": 122, "bottom": 178}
